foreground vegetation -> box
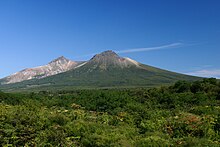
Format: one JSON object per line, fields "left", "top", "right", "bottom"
{"left": 0, "top": 78, "right": 220, "bottom": 146}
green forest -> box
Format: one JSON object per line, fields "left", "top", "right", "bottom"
{"left": 0, "top": 78, "right": 220, "bottom": 146}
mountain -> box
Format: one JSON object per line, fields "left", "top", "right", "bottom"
{"left": 0, "top": 50, "right": 200, "bottom": 91}
{"left": 0, "top": 56, "right": 83, "bottom": 84}
{"left": 87, "top": 50, "right": 140, "bottom": 69}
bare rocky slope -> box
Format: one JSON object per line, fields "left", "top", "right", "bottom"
{"left": 87, "top": 50, "right": 140, "bottom": 69}
{"left": 0, "top": 56, "right": 83, "bottom": 84}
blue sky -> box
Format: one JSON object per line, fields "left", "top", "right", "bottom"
{"left": 0, "top": 0, "right": 220, "bottom": 78}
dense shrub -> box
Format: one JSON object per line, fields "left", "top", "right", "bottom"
{"left": 0, "top": 78, "right": 220, "bottom": 146}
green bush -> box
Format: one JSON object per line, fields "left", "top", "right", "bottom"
{"left": 0, "top": 79, "right": 220, "bottom": 146}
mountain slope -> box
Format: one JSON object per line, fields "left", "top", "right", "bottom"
{"left": 0, "top": 56, "right": 82, "bottom": 84}
{"left": 87, "top": 50, "right": 140, "bottom": 69}
{"left": 0, "top": 51, "right": 200, "bottom": 91}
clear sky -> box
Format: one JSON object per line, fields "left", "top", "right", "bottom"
{"left": 0, "top": 0, "right": 220, "bottom": 78}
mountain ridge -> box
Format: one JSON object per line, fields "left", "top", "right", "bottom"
{"left": 0, "top": 50, "right": 201, "bottom": 91}
{"left": 0, "top": 56, "right": 84, "bottom": 84}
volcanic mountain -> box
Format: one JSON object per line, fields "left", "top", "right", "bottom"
{"left": 0, "top": 50, "right": 200, "bottom": 91}
{"left": 0, "top": 56, "right": 83, "bottom": 84}
{"left": 87, "top": 50, "right": 140, "bottom": 69}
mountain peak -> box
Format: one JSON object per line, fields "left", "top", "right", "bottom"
{"left": 99, "top": 50, "right": 118, "bottom": 56}
{"left": 57, "top": 56, "right": 65, "bottom": 59}
{"left": 1, "top": 56, "right": 79, "bottom": 84}
{"left": 86, "top": 50, "right": 140, "bottom": 70}
{"left": 91, "top": 50, "right": 119, "bottom": 60}
{"left": 49, "top": 56, "right": 69, "bottom": 64}
{"left": 90, "top": 50, "right": 119, "bottom": 61}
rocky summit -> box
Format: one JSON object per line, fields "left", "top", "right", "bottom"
{"left": 86, "top": 50, "right": 140, "bottom": 70}
{"left": 0, "top": 56, "right": 81, "bottom": 84}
